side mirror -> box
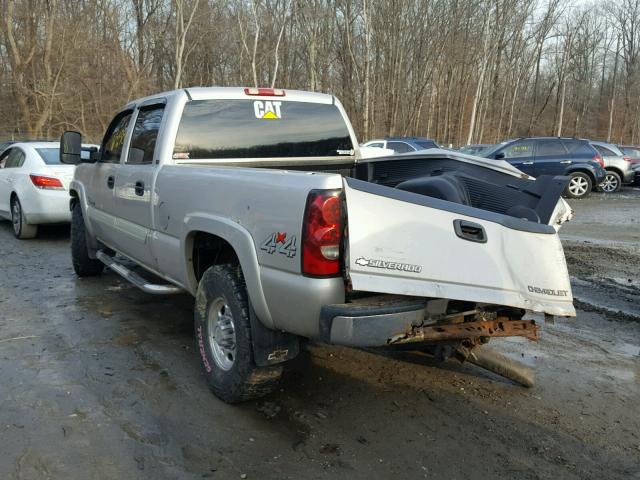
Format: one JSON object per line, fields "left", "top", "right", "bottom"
{"left": 60, "top": 131, "right": 82, "bottom": 164}
{"left": 494, "top": 152, "right": 505, "bottom": 160}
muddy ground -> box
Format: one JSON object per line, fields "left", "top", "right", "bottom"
{"left": 0, "top": 190, "right": 639, "bottom": 480}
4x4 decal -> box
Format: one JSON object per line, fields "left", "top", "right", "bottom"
{"left": 261, "top": 232, "right": 297, "bottom": 258}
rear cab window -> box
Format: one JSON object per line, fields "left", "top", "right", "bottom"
{"left": 173, "top": 100, "right": 354, "bottom": 160}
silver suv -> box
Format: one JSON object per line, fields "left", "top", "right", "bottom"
{"left": 590, "top": 140, "right": 635, "bottom": 192}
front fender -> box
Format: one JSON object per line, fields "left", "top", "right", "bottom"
{"left": 182, "top": 213, "right": 273, "bottom": 329}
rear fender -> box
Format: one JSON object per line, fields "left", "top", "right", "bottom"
{"left": 567, "top": 165, "right": 596, "bottom": 183}
{"left": 183, "top": 213, "right": 274, "bottom": 329}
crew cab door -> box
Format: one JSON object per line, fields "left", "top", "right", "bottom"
{"left": 343, "top": 178, "right": 575, "bottom": 317}
{"left": 85, "top": 110, "right": 133, "bottom": 248}
{"left": 111, "top": 103, "right": 165, "bottom": 268}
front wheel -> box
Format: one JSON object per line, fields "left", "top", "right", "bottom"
{"left": 194, "top": 264, "right": 282, "bottom": 403}
{"left": 71, "top": 202, "right": 104, "bottom": 277}
{"left": 564, "top": 172, "right": 592, "bottom": 199}
{"left": 11, "top": 197, "right": 37, "bottom": 239}
{"left": 599, "top": 170, "right": 622, "bottom": 193}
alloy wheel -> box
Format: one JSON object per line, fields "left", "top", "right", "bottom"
{"left": 569, "top": 176, "right": 589, "bottom": 197}
{"left": 599, "top": 174, "right": 619, "bottom": 193}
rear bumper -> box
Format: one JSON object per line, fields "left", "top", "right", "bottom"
{"left": 319, "top": 295, "right": 428, "bottom": 347}
{"left": 23, "top": 189, "right": 71, "bottom": 224}
{"left": 318, "top": 295, "right": 543, "bottom": 348}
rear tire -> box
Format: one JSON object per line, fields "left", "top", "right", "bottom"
{"left": 194, "top": 264, "right": 282, "bottom": 403}
{"left": 71, "top": 202, "right": 104, "bottom": 277}
{"left": 11, "top": 197, "right": 37, "bottom": 239}
{"left": 599, "top": 170, "right": 622, "bottom": 193}
{"left": 564, "top": 172, "right": 592, "bottom": 199}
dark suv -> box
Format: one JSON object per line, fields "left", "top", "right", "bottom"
{"left": 482, "top": 137, "right": 606, "bottom": 199}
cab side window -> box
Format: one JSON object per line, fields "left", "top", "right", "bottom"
{"left": 501, "top": 141, "right": 534, "bottom": 158}
{"left": 101, "top": 111, "right": 133, "bottom": 163}
{"left": 127, "top": 105, "right": 165, "bottom": 165}
{"left": 2, "top": 148, "right": 25, "bottom": 168}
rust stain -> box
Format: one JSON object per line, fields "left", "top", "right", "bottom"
{"left": 390, "top": 317, "right": 539, "bottom": 345}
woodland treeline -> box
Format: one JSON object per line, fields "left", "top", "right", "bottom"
{"left": 2, "top": 0, "right": 640, "bottom": 146}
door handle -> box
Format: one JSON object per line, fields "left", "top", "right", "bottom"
{"left": 134, "top": 181, "right": 145, "bottom": 196}
{"left": 454, "top": 219, "right": 487, "bottom": 243}
{"left": 522, "top": 161, "right": 534, "bottom": 165}
{"left": 107, "top": 176, "right": 114, "bottom": 189}
{"left": 560, "top": 160, "right": 572, "bottom": 164}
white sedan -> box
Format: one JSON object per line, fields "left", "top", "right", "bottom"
{"left": 0, "top": 141, "right": 93, "bottom": 239}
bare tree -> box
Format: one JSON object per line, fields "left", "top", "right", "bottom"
{"left": 173, "top": 0, "right": 201, "bottom": 89}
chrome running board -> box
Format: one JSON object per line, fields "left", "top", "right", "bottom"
{"left": 96, "top": 250, "right": 183, "bottom": 295}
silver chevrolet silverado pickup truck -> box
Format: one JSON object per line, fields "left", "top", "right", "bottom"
{"left": 60, "top": 87, "right": 576, "bottom": 402}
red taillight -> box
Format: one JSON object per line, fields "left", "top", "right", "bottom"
{"left": 302, "top": 190, "right": 343, "bottom": 276}
{"left": 244, "top": 87, "right": 285, "bottom": 97}
{"left": 594, "top": 154, "right": 604, "bottom": 168}
{"left": 30, "top": 174, "right": 64, "bottom": 189}
{"left": 623, "top": 155, "right": 632, "bottom": 162}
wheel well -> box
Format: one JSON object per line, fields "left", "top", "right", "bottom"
{"left": 605, "top": 167, "right": 623, "bottom": 178}
{"left": 9, "top": 191, "right": 17, "bottom": 205}
{"left": 190, "top": 232, "right": 239, "bottom": 282}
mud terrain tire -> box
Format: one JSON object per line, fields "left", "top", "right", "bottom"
{"left": 194, "top": 264, "right": 282, "bottom": 403}
{"left": 71, "top": 202, "right": 104, "bottom": 277}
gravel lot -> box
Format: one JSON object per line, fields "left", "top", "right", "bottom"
{"left": 0, "top": 190, "right": 638, "bottom": 480}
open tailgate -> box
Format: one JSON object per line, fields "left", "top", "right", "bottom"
{"left": 344, "top": 178, "right": 575, "bottom": 317}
